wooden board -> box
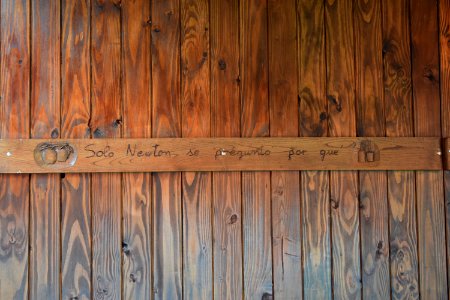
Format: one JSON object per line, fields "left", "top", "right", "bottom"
{"left": 445, "top": 138, "right": 450, "bottom": 170}
{"left": 180, "top": 0, "right": 212, "bottom": 298}
{"left": 382, "top": 0, "right": 419, "bottom": 298}
{"left": 121, "top": 0, "right": 152, "bottom": 299}
{"left": 298, "top": 0, "right": 331, "bottom": 298}
{"left": 0, "top": 137, "right": 443, "bottom": 173}
{"left": 354, "top": 0, "right": 390, "bottom": 298}
{"left": 91, "top": 1, "right": 122, "bottom": 299}
{"left": 411, "top": 0, "right": 448, "bottom": 298}
{"left": 60, "top": 0, "right": 92, "bottom": 299}
{"left": 242, "top": 1, "right": 272, "bottom": 299}
{"left": 0, "top": 0, "right": 30, "bottom": 299}
{"left": 325, "top": 0, "right": 361, "bottom": 298}
{"left": 268, "top": 0, "right": 301, "bottom": 298}
{"left": 210, "top": 0, "right": 243, "bottom": 298}
{"left": 29, "top": 0, "right": 61, "bottom": 299}
{"left": 151, "top": 0, "right": 182, "bottom": 298}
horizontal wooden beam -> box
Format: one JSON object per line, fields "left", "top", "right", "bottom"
{"left": 0, "top": 137, "right": 444, "bottom": 173}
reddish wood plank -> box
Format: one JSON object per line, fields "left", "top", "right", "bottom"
{"left": 121, "top": 0, "right": 152, "bottom": 299}
{"left": 0, "top": 0, "right": 30, "bottom": 299}
{"left": 61, "top": 1, "right": 91, "bottom": 298}
{"left": 240, "top": 1, "right": 272, "bottom": 299}
{"left": 325, "top": 0, "right": 361, "bottom": 298}
{"left": 210, "top": 0, "right": 242, "bottom": 298}
{"left": 411, "top": 0, "right": 448, "bottom": 298}
{"left": 268, "top": 0, "right": 301, "bottom": 298}
{"left": 440, "top": 0, "right": 450, "bottom": 292}
{"left": 382, "top": 0, "right": 419, "bottom": 298}
{"left": 354, "top": 0, "right": 390, "bottom": 298}
{"left": 297, "top": 0, "right": 331, "bottom": 298}
{"left": 180, "top": 0, "right": 212, "bottom": 298}
{"left": 151, "top": 0, "right": 182, "bottom": 298}
{"left": 91, "top": 1, "right": 121, "bottom": 299}
{"left": 29, "top": 1, "right": 61, "bottom": 299}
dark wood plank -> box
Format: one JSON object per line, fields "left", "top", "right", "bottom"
{"left": 61, "top": 1, "right": 91, "bottom": 299}
{"left": 29, "top": 1, "right": 61, "bottom": 299}
{"left": 440, "top": 0, "right": 450, "bottom": 292}
{"left": 0, "top": 0, "right": 30, "bottom": 298}
{"left": 354, "top": 0, "right": 390, "bottom": 298}
{"left": 180, "top": 0, "right": 212, "bottom": 298}
{"left": 151, "top": 0, "right": 182, "bottom": 298}
{"left": 411, "top": 0, "right": 448, "bottom": 298}
{"left": 210, "top": 0, "right": 242, "bottom": 298}
{"left": 268, "top": 0, "right": 301, "bottom": 298}
{"left": 240, "top": 1, "right": 272, "bottom": 299}
{"left": 91, "top": 1, "right": 121, "bottom": 299}
{"left": 325, "top": 0, "right": 361, "bottom": 298}
{"left": 297, "top": 0, "right": 331, "bottom": 298}
{"left": 121, "top": 0, "right": 152, "bottom": 299}
{"left": 382, "top": 0, "right": 419, "bottom": 298}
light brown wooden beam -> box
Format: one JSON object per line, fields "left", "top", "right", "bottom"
{"left": 445, "top": 138, "right": 450, "bottom": 170}
{"left": 0, "top": 137, "right": 443, "bottom": 173}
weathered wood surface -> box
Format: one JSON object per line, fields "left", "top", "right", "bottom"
{"left": 0, "top": 137, "right": 442, "bottom": 172}
{"left": 269, "top": 0, "right": 301, "bottom": 298}
{"left": 121, "top": 0, "right": 152, "bottom": 299}
{"left": 354, "top": 0, "right": 390, "bottom": 298}
{"left": 210, "top": 0, "right": 243, "bottom": 298}
{"left": 61, "top": 0, "right": 91, "bottom": 299}
{"left": 242, "top": 1, "right": 272, "bottom": 299}
{"left": 0, "top": 1, "right": 30, "bottom": 299}
{"left": 298, "top": 0, "right": 331, "bottom": 298}
{"left": 91, "top": 1, "right": 122, "bottom": 299}
{"left": 0, "top": 1, "right": 449, "bottom": 298}
{"left": 29, "top": 0, "right": 61, "bottom": 299}
{"left": 411, "top": 0, "right": 448, "bottom": 298}
{"left": 151, "top": 0, "right": 183, "bottom": 299}
{"left": 181, "top": 0, "right": 213, "bottom": 298}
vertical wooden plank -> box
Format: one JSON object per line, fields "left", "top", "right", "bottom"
{"left": 440, "top": 0, "right": 450, "bottom": 294}
{"left": 121, "top": 0, "right": 152, "bottom": 299}
{"left": 325, "top": 0, "right": 361, "bottom": 298}
{"left": 382, "top": 0, "right": 419, "bottom": 299}
{"left": 411, "top": 0, "right": 448, "bottom": 298}
{"left": 91, "top": 1, "right": 121, "bottom": 299}
{"left": 210, "top": 0, "right": 242, "bottom": 298}
{"left": 240, "top": 1, "right": 272, "bottom": 299}
{"left": 268, "top": 0, "right": 301, "bottom": 299}
{"left": 297, "top": 0, "right": 331, "bottom": 298}
{"left": 0, "top": 0, "right": 30, "bottom": 299}
{"left": 180, "top": 0, "right": 212, "bottom": 298}
{"left": 29, "top": 0, "right": 61, "bottom": 299}
{"left": 151, "top": 0, "right": 182, "bottom": 298}
{"left": 354, "top": 0, "right": 390, "bottom": 298}
{"left": 61, "top": 0, "right": 91, "bottom": 299}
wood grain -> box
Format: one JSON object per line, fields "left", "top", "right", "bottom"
{"left": 354, "top": 0, "right": 390, "bottom": 298}
{"left": 61, "top": 0, "right": 92, "bottom": 299}
{"left": 121, "top": 0, "right": 152, "bottom": 299}
{"left": 0, "top": 0, "right": 30, "bottom": 299}
{"left": 0, "top": 137, "right": 443, "bottom": 173}
{"left": 382, "top": 0, "right": 419, "bottom": 298}
{"left": 91, "top": 1, "right": 121, "bottom": 299}
{"left": 180, "top": 0, "right": 212, "bottom": 298}
{"left": 268, "top": 0, "right": 301, "bottom": 298}
{"left": 411, "top": 0, "right": 448, "bottom": 298}
{"left": 441, "top": 1, "right": 450, "bottom": 291}
{"left": 325, "top": 0, "right": 361, "bottom": 298}
{"left": 29, "top": 1, "right": 61, "bottom": 299}
{"left": 240, "top": 1, "right": 272, "bottom": 299}
{"left": 151, "top": 0, "right": 182, "bottom": 298}
{"left": 210, "top": 0, "right": 243, "bottom": 298}
{"left": 297, "top": 0, "right": 331, "bottom": 298}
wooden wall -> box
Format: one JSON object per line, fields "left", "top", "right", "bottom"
{"left": 0, "top": 0, "right": 449, "bottom": 299}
